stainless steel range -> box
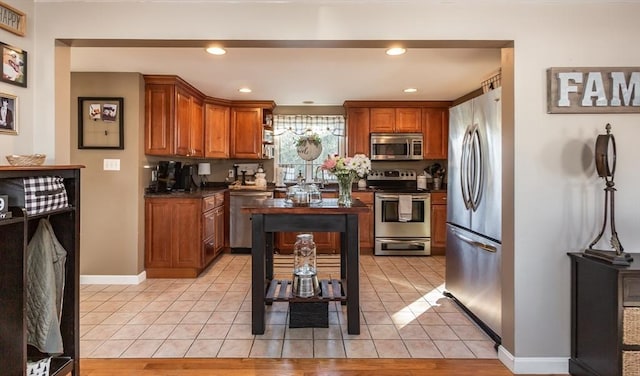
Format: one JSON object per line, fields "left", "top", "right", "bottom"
{"left": 367, "top": 169, "right": 431, "bottom": 256}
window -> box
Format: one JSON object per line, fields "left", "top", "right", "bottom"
{"left": 273, "top": 115, "right": 345, "bottom": 183}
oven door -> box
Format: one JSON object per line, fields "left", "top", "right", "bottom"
{"left": 374, "top": 193, "right": 431, "bottom": 238}
{"left": 375, "top": 238, "right": 431, "bottom": 256}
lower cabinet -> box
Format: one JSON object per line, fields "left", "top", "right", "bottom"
{"left": 145, "top": 191, "right": 225, "bottom": 277}
{"left": 569, "top": 252, "right": 640, "bottom": 376}
{"left": 430, "top": 192, "right": 447, "bottom": 255}
{"left": 351, "top": 191, "right": 373, "bottom": 251}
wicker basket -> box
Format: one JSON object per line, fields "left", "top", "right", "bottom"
{"left": 623, "top": 351, "right": 640, "bottom": 376}
{"left": 5, "top": 154, "right": 46, "bottom": 166}
{"left": 624, "top": 308, "right": 640, "bottom": 345}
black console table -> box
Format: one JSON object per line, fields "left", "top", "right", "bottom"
{"left": 569, "top": 252, "right": 640, "bottom": 376}
{"left": 242, "top": 198, "right": 368, "bottom": 335}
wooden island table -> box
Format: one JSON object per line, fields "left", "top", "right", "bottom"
{"left": 242, "top": 198, "right": 368, "bottom": 335}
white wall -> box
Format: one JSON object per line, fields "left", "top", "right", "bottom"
{"left": 25, "top": 0, "right": 640, "bottom": 372}
{"left": 0, "top": 0, "right": 34, "bottom": 159}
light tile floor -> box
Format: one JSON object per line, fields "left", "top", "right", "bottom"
{"left": 80, "top": 253, "right": 497, "bottom": 359}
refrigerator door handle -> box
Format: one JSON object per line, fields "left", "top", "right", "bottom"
{"left": 469, "top": 125, "right": 483, "bottom": 211}
{"left": 460, "top": 126, "right": 473, "bottom": 209}
{"left": 452, "top": 229, "right": 498, "bottom": 253}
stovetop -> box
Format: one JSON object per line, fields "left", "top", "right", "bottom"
{"left": 367, "top": 169, "right": 423, "bottom": 193}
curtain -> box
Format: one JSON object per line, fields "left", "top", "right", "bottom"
{"left": 273, "top": 114, "right": 345, "bottom": 137}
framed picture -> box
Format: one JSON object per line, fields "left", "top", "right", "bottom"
{"left": 1, "top": 43, "right": 26, "bottom": 87}
{"left": 0, "top": 92, "right": 17, "bottom": 135}
{"left": 0, "top": 2, "right": 26, "bottom": 37}
{"left": 78, "top": 97, "right": 124, "bottom": 149}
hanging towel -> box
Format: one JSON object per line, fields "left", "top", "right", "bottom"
{"left": 26, "top": 218, "right": 67, "bottom": 355}
{"left": 398, "top": 195, "right": 413, "bottom": 222}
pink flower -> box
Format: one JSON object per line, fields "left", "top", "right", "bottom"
{"left": 321, "top": 157, "right": 337, "bottom": 170}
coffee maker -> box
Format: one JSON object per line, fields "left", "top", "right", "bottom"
{"left": 151, "top": 161, "right": 196, "bottom": 192}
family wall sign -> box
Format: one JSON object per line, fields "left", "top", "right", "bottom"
{"left": 547, "top": 67, "right": 640, "bottom": 114}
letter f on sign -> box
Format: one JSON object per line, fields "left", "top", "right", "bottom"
{"left": 558, "top": 72, "right": 582, "bottom": 107}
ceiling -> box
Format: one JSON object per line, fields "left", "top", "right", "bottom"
{"left": 70, "top": 42, "right": 503, "bottom": 106}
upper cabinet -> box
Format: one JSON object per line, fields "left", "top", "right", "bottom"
{"left": 370, "top": 107, "right": 422, "bottom": 133}
{"left": 422, "top": 107, "right": 449, "bottom": 159}
{"left": 346, "top": 107, "right": 370, "bottom": 156}
{"left": 344, "top": 101, "right": 451, "bottom": 159}
{"left": 204, "top": 99, "right": 231, "bottom": 158}
{"left": 144, "top": 75, "right": 205, "bottom": 157}
{"left": 230, "top": 101, "right": 275, "bottom": 159}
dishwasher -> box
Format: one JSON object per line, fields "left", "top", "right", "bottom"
{"left": 229, "top": 190, "right": 274, "bottom": 252}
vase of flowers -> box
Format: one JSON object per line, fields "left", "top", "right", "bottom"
{"left": 321, "top": 154, "right": 371, "bottom": 206}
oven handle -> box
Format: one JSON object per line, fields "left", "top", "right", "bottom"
{"left": 375, "top": 193, "right": 431, "bottom": 200}
{"left": 376, "top": 238, "right": 429, "bottom": 246}
{"left": 452, "top": 230, "right": 497, "bottom": 253}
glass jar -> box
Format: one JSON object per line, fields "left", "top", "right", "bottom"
{"left": 292, "top": 233, "right": 320, "bottom": 297}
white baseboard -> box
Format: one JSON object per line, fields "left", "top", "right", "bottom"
{"left": 80, "top": 271, "right": 147, "bottom": 285}
{"left": 498, "top": 346, "right": 568, "bottom": 374}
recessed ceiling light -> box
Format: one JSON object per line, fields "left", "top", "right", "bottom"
{"left": 205, "top": 46, "right": 226, "bottom": 55}
{"left": 386, "top": 47, "right": 406, "bottom": 56}
{"left": 404, "top": 88, "right": 418, "bottom": 93}
{"left": 239, "top": 87, "right": 252, "bottom": 93}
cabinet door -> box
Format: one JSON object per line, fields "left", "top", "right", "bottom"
{"left": 145, "top": 84, "right": 174, "bottom": 156}
{"left": 145, "top": 199, "right": 174, "bottom": 268}
{"left": 172, "top": 199, "right": 202, "bottom": 268}
{"left": 204, "top": 103, "right": 230, "bottom": 158}
{"left": 370, "top": 108, "right": 395, "bottom": 132}
{"left": 175, "top": 88, "right": 193, "bottom": 156}
{"left": 230, "top": 107, "right": 262, "bottom": 159}
{"left": 395, "top": 108, "right": 422, "bottom": 132}
{"left": 213, "top": 205, "right": 225, "bottom": 256}
{"left": 423, "top": 108, "right": 449, "bottom": 159}
{"left": 352, "top": 191, "right": 373, "bottom": 250}
{"left": 430, "top": 192, "right": 447, "bottom": 254}
{"left": 347, "top": 108, "right": 370, "bottom": 156}
{"left": 190, "top": 95, "right": 204, "bottom": 157}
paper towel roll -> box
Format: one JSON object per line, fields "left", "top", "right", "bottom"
{"left": 275, "top": 167, "right": 285, "bottom": 187}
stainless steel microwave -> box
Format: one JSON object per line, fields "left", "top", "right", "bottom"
{"left": 370, "top": 133, "right": 423, "bottom": 161}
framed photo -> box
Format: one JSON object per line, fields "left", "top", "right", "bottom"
{"left": 1, "top": 43, "right": 26, "bottom": 87}
{"left": 0, "top": 92, "right": 17, "bottom": 135}
{"left": 78, "top": 97, "right": 124, "bottom": 149}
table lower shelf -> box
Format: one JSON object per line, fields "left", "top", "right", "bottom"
{"left": 265, "top": 278, "right": 346, "bottom": 303}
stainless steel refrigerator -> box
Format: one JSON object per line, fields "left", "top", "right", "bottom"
{"left": 445, "top": 87, "right": 502, "bottom": 343}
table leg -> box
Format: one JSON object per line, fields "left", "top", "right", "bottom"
{"left": 346, "top": 214, "right": 360, "bottom": 335}
{"left": 266, "top": 232, "right": 274, "bottom": 281}
{"left": 251, "top": 214, "right": 266, "bottom": 335}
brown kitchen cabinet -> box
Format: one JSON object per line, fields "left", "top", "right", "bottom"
{"left": 370, "top": 107, "right": 422, "bottom": 133}
{"left": 274, "top": 190, "right": 339, "bottom": 254}
{"left": 430, "top": 191, "right": 447, "bottom": 254}
{"left": 204, "top": 100, "right": 231, "bottom": 158}
{"left": 145, "top": 191, "right": 225, "bottom": 278}
{"left": 144, "top": 75, "right": 205, "bottom": 157}
{"left": 423, "top": 107, "right": 449, "bottom": 159}
{"left": 230, "top": 101, "right": 275, "bottom": 159}
{"left": 351, "top": 190, "right": 374, "bottom": 251}
{"left": 346, "top": 107, "right": 370, "bottom": 156}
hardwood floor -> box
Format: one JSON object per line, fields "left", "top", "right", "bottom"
{"left": 80, "top": 358, "right": 512, "bottom": 376}
{"left": 81, "top": 358, "right": 529, "bottom": 375}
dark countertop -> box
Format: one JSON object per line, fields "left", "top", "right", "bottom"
{"left": 241, "top": 198, "right": 369, "bottom": 214}
{"left": 144, "top": 186, "right": 227, "bottom": 198}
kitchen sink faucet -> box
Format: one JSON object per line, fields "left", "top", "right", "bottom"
{"left": 314, "top": 165, "right": 326, "bottom": 189}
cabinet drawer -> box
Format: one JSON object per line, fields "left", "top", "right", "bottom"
{"left": 203, "top": 192, "right": 225, "bottom": 212}
{"left": 351, "top": 191, "right": 373, "bottom": 205}
{"left": 623, "top": 351, "right": 640, "bottom": 376}
{"left": 624, "top": 277, "right": 640, "bottom": 306}
{"left": 431, "top": 192, "right": 447, "bottom": 205}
